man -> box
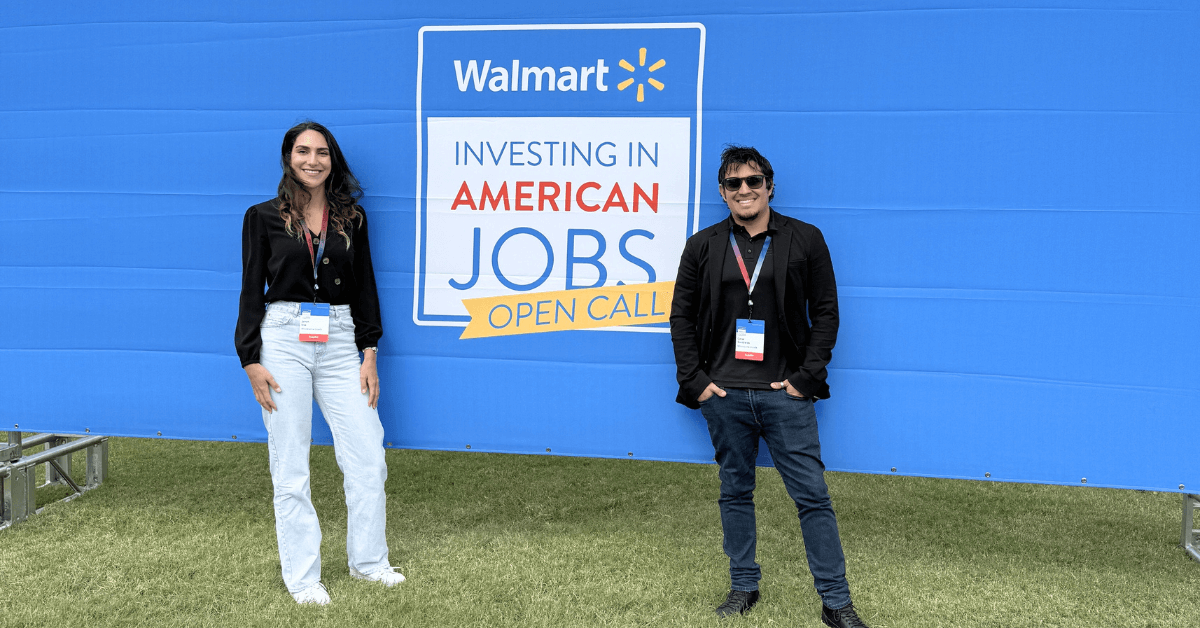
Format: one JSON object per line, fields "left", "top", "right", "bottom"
{"left": 669, "top": 146, "right": 869, "bottom": 628}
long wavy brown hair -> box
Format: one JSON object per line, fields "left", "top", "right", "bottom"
{"left": 277, "top": 121, "right": 363, "bottom": 247}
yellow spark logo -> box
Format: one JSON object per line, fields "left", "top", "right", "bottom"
{"left": 617, "top": 47, "right": 665, "bottom": 102}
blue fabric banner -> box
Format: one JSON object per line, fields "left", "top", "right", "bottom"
{"left": 4, "top": 1, "right": 1198, "bottom": 492}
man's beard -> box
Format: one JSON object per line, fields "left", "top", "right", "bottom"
{"left": 732, "top": 206, "right": 764, "bottom": 222}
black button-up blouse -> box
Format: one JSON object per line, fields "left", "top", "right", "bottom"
{"left": 234, "top": 199, "right": 382, "bottom": 367}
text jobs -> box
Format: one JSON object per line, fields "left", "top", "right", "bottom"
{"left": 422, "top": 116, "right": 691, "bottom": 320}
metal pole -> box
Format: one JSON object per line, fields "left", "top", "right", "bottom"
{"left": 47, "top": 459, "right": 82, "bottom": 494}
{"left": 86, "top": 439, "right": 108, "bottom": 488}
{"left": 1184, "top": 494, "right": 1200, "bottom": 563}
{"left": 2, "top": 465, "right": 34, "bottom": 526}
{"left": 44, "top": 437, "right": 71, "bottom": 486}
{"left": 14, "top": 436, "right": 106, "bottom": 469}
{"left": 17, "top": 433, "right": 59, "bottom": 449}
{"left": 1, "top": 431, "right": 21, "bottom": 463}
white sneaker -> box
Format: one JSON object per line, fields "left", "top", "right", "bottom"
{"left": 292, "top": 582, "right": 331, "bottom": 605}
{"left": 350, "top": 566, "right": 406, "bottom": 586}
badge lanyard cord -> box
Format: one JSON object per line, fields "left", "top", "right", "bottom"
{"left": 730, "top": 232, "right": 770, "bottom": 320}
{"left": 300, "top": 208, "right": 329, "bottom": 297}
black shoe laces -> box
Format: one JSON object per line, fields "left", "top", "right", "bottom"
{"left": 717, "top": 591, "right": 754, "bottom": 612}
{"left": 832, "top": 604, "right": 869, "bottom": 628}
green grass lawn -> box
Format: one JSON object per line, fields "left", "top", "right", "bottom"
{"left": 2, "top": 437, "right": 1197, "bottom": 627}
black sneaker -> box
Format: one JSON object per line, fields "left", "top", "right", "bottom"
{"left": 821, "top": 602, "right": 871, "bottom": 628}
{"left": 714, "top": 589, "right": 760, "bottom": 617}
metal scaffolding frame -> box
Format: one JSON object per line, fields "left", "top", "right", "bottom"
{"left": 0, "top": 431, "right": 109, "bottom": 531}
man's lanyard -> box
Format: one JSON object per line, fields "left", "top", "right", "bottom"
{"left": 730, "top": 231, "right": 771, "bottom": 317}
{"left": 300, "top": 208, "right": 328, "bottom": 286}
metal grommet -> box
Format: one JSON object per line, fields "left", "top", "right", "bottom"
{"left": 334, "top": 278, "right": 341, "bottom": 285}
{"left": 322, "top": 258, "right": 330, "bottom": 264}
{"left": 890, "top": 467, "right": 897, "bottom": 472}
{"left": 1081, "top": 478, "right": 1087, "bottom": 484}
{"left": 985, "top": 472, "right": 991, "bottom": 478}
{"left": 466, "top": 444, "right": 471, "bottom": 449}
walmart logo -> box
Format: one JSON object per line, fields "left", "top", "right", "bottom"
{"left": 454, "top": 58, "right": 613, "bottom": 93}
{"left": 617, "top": 48, "right": 665, "bottom": 103}
{"left": 452, "top": 49, "right": 665, "bottom": 102}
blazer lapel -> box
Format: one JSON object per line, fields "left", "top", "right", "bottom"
{"left": 771, "top": 215, "right": 791, "bottom": 314}
{"left": 708, "top": 220, "right": 730, "bottom": 317}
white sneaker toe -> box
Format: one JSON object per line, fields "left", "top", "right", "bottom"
{"left": 350, "top": 566, "right": 406, "bottom": 586}
{"left": 292, "top": 582, "right": 331, "bottom": 605}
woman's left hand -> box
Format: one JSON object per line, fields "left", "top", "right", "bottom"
{"left": 360, "top": 350, "right": 380, "bottom": 409}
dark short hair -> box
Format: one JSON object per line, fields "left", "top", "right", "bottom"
{"left": 717, "top": 145, "right": 775, "bottom": 200}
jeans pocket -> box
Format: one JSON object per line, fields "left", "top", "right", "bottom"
{"left": 261, "top": 311, "right": 293, "bottom": 328}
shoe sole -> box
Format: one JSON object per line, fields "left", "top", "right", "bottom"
{"left": 350, "top": 569, "right": 405, "bottom": 586}
{"left": 293, "top": 584, "right": 331, "bottom": 605}
{"left": 714, "top": 599, "right": 758, "bottom": 617}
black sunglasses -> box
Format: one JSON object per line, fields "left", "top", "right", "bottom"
{"left": 720, "top": 175, "right": 768, "bottom": 191}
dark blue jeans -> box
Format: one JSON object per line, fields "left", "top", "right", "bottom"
{"left": 699, "top": 387, "right": 851, "bottom": 609}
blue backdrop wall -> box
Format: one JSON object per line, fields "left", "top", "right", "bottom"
{"left": 4, "top": 1, "right": 1197, "bottom": 492}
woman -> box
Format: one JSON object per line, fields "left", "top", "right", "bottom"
{"left": 235, "top": 121, "right": 403, "bottom": 605}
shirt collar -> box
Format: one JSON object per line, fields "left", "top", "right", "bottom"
{"left": 728, "top": 209, "right": 778, "bottom": 239}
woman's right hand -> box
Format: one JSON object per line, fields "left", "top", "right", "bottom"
{"left": 244, "top": 363, "right": 281, "bottom": 413}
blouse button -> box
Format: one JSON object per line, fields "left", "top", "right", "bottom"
{"left": 334, "top": 278, "right": 341, "bottom": 285}
{"left": 322, "top": 258, "right": 330, "bottom": 264}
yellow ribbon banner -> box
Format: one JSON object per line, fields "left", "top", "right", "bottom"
{"left": 460, "top": 281, "right": 675, "bottom": 339}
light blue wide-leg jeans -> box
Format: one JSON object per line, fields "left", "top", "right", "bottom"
{"left": 258, "top": 302, "right": 391, "bottom": 594}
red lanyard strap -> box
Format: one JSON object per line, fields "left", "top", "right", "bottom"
{"left": 730, "top": 232, "right": 771, "bottom": 318}
{"left": 730, "top": 232, "right": 771, "bottom": 294}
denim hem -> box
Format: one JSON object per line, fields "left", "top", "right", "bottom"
{"left": 824, "top": 597, "right": 853, "bottom": 611}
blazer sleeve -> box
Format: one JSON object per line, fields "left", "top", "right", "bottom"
{"left": 669, "top": 236, "right": 712, "bottom": 407}
{"left": 350, "top": 209, "right": 383, "bottom": 351}
{"left": 235, "top": 206, "right": 270, "bottom": 367}
{"left": 787, "top": 226, "right": 839, "bottom": 399}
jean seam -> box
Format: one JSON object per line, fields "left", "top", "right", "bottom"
{"left": 266, "top": 423, "right": 297, "bottom": 593}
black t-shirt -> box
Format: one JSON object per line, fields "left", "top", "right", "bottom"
{"left": 234, "top": 199, "right": 382, "bottom": 366}
{"left": 707, "top": 215, "right": 791, "bottom": 389}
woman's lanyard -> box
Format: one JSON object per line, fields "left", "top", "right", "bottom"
{"left": 730, "top": 231, "right": 771, "bottom": 320}
{"left": 300, "top": 208, "right": 328, "bottom": 291}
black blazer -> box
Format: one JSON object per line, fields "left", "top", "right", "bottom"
{"left": 669, "top": 211, "right": 839, "bottom": 409}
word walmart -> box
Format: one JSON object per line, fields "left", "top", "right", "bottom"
{"left": 454, "top": 59, "right": 612, "bottom": 92}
